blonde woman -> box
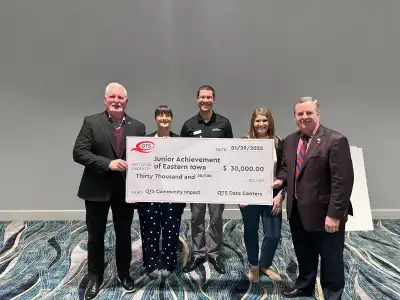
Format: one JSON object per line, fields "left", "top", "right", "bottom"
{"left": 240, "top": 107, "right": 286, "bottom": 283}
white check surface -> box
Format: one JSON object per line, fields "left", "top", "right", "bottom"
{"left": 126, "top": 137, "right": 274, "bottom": 205}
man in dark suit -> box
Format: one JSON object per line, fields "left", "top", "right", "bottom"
{"left": 73, "top": 82, "right": 145, "bottom": 300}
{"left": 273, "top": 97, "right": 354, "bottom": 300}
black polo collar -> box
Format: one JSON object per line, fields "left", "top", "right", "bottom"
{"left": 197, "top": 111, "right": 217, "bottom": 124}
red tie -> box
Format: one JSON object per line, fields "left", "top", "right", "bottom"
{"left": 296, "top": 135, "right": 309, "bottom": 177}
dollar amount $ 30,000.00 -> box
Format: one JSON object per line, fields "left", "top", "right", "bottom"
{"left": 223, "top": 165, "right": 264, "bottom": 172}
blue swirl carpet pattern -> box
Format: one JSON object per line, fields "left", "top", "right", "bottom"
{"left": 0, "top": 220, "right": 399, "bottom": 299}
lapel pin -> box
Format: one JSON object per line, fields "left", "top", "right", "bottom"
{"left": 316, "top": 138, "right": 321, "bottom": 144}
{"left": 128, "top": 121, "right": 131, "bottom": 124}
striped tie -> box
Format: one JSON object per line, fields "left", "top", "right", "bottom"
{"left": 296, "top": 135, "right": 310, "bottom": 177}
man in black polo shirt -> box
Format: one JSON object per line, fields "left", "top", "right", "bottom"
{"left": 181, "top": 85, "right": 233, "bottom": 274}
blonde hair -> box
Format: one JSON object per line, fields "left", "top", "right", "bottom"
{"left": 247, "top": 107, "right": 278, "bottom": 148}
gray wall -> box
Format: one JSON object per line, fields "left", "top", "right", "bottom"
{"left": 0, "top": 1, "right": 398, "bottom": 217}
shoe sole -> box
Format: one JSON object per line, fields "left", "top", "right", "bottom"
{"left": 84, "top": 282, "right": 104, "bottom": 300}
{"left": 117, "top": 278, "right": 135, "bottom": 293}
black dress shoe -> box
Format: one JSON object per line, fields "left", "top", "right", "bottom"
{"left": 208, "top": 256, "right": 226, "bottom": 274}
{"left": 84, "top": 279, "right": 103, "bottom": 300}
{"left": 182, "top": 256, "right": 206, "bottom": 273}
{"left": 118, "top": 275, "right": 135, "bottom": 293}
{"left": 282, "top": 287, "right": 314, "bottom": 298}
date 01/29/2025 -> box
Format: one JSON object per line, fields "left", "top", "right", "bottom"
{"left": 216, "top": 145, "right": 264, "bottom": 152}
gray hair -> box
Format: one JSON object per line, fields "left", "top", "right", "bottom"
{"left": 105, "top": 82, "right": 128, "bottom": 98}
{"left": 293, "top": 97, "right": 320, "bottom": 113}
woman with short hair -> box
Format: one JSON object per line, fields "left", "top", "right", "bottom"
{"left": 138, "top": 105, "right": 185, "bottom": 279}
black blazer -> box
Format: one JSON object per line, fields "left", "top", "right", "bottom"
{"left": 277, "top": 125, "right": 354, "bottom": 231}
{"left": 147, "top": 131, "right": 179, "bottom": 137}
{"left": 242, "top": 136, "right": 285, "bottom": 197}
{"left": 73, "top": 111, "right": 146, "bottom": 202}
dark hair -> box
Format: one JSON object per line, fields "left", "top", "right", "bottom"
{"left": 197, "top": 85, "right": 215, "bottom": 98}
{"left": 154, "top": 105, "right": 173, "bottom": 118}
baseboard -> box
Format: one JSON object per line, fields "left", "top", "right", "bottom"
{"left": 367, "top": 209, "right": 400, "bottom": 219}
{"left": 0, "top": 209, "right": 399, "bottom": 221}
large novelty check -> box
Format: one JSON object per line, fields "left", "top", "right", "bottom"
{"left": 126, "top": 137, "right": 274, "bottom": 205}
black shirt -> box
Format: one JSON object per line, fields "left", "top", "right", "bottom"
{"left": 180, "top": 111, "right": 233, "bottom": 138}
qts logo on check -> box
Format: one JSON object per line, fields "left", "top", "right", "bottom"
{"left": 131, "top": 141, "right": 155, "bottom": 153}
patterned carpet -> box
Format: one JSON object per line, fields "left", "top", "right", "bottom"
{"left": 0, "top": 220, "right": 399, "bottom": 300}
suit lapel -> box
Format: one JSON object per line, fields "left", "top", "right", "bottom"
{"left": 120, "top": 116, "right": 137, "bottom": 158}
{"left": 100, "top": 112, "right": 117, "bottom": 156}
{"left": 290, "top": 132, "right": 301, "bottom": 170}
{"left": 299, "top": 125, "right": 325, "bottom": 174}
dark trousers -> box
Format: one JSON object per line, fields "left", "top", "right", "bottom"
{"left": 290, "top": 200, "right": 345, "bottom": 300}
{"left": 240, "top": 205, "right": 282, "bottom": 268}
{"left": 138, "top": 202, "right": 184, "bottom": 272}
{"left": 85, "top": 196, "right": 134, "bottom": 281}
